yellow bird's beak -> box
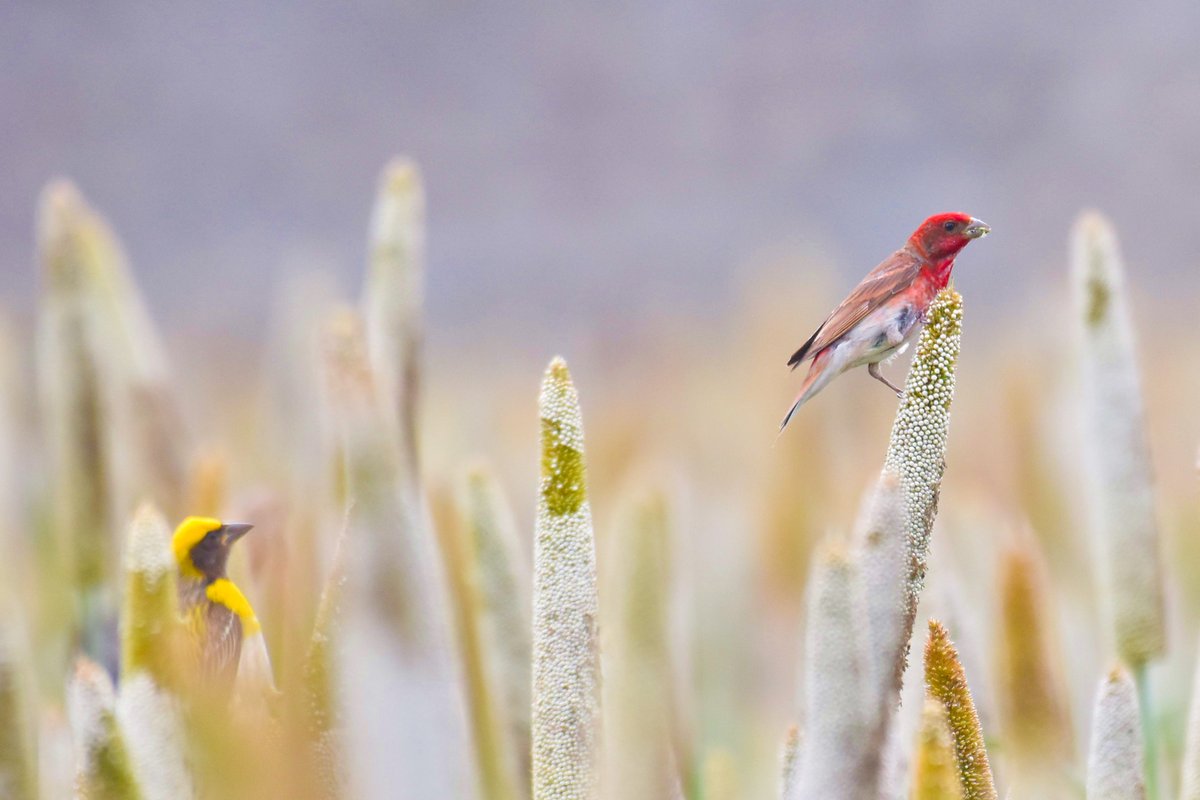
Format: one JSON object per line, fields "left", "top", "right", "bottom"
{"left": 219, "top": 522, "right": 253, "bottom": 546}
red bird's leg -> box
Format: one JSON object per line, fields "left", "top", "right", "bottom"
{"left": 868, "top": 362, "right": 902, "bottom": 397}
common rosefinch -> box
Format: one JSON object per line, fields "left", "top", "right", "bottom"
{"left": 780, "top": 213, "right": 989, "bottom": 430}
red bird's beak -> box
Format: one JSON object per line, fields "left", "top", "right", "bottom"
{"left": 963, "top": 218, "right": 991, "bottom": 239}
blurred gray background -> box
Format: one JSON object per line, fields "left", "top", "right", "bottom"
{"left": 2, "top": 1, "right": 1198, "bottom": 341}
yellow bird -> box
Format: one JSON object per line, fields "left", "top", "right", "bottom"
{"left": 171, "top": 516, "right": 275, "bottom": 700}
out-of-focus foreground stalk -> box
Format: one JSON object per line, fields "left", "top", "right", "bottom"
{"left": 996, "top": 536, "right": 1074, "bottom": 795}
{"left": 603, "top": 489, "right": 679, "bottom": 799}
{"left": 778, "top": 724, "right": 800, "bottom": 800}
{"left": 791, "top": 542, "right": 872, "bottom": 799}
{"left": 442, "top": 469, "right": 524, "bottom": 800}
{"left": 1086, "top": 667, "right": 1145, "bottom": 800}
{"left": 322, "top": 307, "right": 473, "bottom": 799}
{"left": 67, "top": 658, "right": 142, "bottom": 800}
{"left": 37, "top": 182, "right": 116, "bottom": 657}
{"left": 459, "top": 465, "right": 532, "bottom": 795}
{"left": 1072, "top": 211, "right": 1165, "bottom": 798}
{"left": 1071, "top": 211, "right": 1165, "bottom": 667}
{"left": 0, "top": 317, "right": 18, "bottom": 557}
{"left": 363, "top": 157, "right": 424, "bottom": 473}
{"left": 1180, "top": 637, "right": 1200, "bottom": 800}
{"left": 910, "top": 698, "right": 962, "bottom": 800}
{"left": 0, "top": 620, "right": 37, "bottom": 800}
{"left": 301, "top": 523, "right": 349, "bottom": 799}
{"left": 116, "top": 505, "right": 191, "bottom": 800}
{"left": 37, "top": 181, "right": 189, "bottom": 664}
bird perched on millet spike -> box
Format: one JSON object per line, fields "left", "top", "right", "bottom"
{"left": 780, "top": 212, "right": 990, "bottom": 431}
{"left": 172, "top": 516, "right": 275, "bottom": 700}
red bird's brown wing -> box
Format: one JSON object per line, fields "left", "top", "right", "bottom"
{"left": 787, "top": 248, "right": 923, "bottom": 367}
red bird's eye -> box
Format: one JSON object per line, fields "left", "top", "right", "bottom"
{"left": 943, "top": 221, "right": 956, "bottom": 232}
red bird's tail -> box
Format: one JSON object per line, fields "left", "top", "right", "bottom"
{"left": 779, "top": 347, "right": 843, "bottom": 431}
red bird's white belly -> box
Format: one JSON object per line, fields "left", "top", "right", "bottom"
{"left": 838, "top": 299, "right": 923, "bottom": 370}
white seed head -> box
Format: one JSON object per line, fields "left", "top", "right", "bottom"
{"left": 881, "top": 288, "right": 963, "bottom": 681}
{"left": 533, "top": 358, "right": 601, "bottom": 800}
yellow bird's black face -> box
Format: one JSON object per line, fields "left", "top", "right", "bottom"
{"left": 172, "top": 516, "right": 253, "bottom": 584}
{"left": 189, "top": 523, "right": 252, "bottom": 582}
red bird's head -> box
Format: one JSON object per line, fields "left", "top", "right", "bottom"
{"left": 909, "top": 213, "right": 990, "bottom": 261}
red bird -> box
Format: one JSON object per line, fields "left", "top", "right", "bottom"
{"left": 780, "top": 212, "right": 990, "bottom": 431}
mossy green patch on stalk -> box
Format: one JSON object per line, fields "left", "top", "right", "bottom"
{"left": 539, "top": 359, "right": 587, "bottom": 517}
{"left": 924, "top": 620, "right": 997, "bottom": 800}
{"left": 540, "top": 419, "right": 586, "bottom": 516}
{"left": 1085, "top": 275, "right": 1110, "bottom": 327}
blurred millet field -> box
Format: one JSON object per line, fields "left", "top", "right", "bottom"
{"left": 0, "top": 157, "right": 1199, "bottom": 800}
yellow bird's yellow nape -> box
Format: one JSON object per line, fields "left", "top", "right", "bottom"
{"left": 172, "top": 516, "right": 222, "bottom": 578}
